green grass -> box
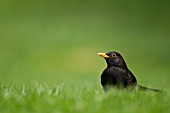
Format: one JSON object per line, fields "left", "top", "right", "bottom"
{"left": 0, "top": 83, "right": 169, "bottom": 113}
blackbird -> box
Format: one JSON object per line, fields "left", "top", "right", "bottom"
{"left": 98, "top": 51, "right": 161, "bottom": 92}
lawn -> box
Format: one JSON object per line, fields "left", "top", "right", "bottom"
{"left": 0, "top": 0, "right": 170, "bottom": 113}
{"left": 0, "top": 83, "right": 170, "bottom": 113}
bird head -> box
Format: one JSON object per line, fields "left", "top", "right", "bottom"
{"left": 98, "top": 51, "right": 127, "bottom": 69}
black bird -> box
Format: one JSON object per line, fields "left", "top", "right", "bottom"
{"left": 98, "top": 51, "right": 161, "bottom": 92}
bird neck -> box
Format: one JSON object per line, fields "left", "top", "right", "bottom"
{"left": 107, "top": 64, "right": 127, "bottom": 70}
{"left": 106, "top": 60, "right": 128, "bottom": 70}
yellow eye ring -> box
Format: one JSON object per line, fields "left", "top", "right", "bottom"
{"left": 111, "top": 53, "right": 116, "bottom": 58}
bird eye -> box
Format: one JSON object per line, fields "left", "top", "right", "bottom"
{"left": 111, "top": 53, "right": 116, "bottom": 58}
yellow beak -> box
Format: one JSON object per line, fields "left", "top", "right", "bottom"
{"left": 98, "top": 53, "right": 109, "bottom": 58}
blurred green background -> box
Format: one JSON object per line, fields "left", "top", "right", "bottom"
{"left": 0, "top": 0, "right": 170, "bottom": 89}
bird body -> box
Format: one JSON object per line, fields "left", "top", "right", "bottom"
{"left": 98, "top": 51, "right": 161, "bottom": 92}
{"left": 101, "top": 66, "right": 136, "bottom": 91}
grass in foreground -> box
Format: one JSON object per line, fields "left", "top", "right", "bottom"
{"left": 0, "top": 83, "right": 169, "bottom": 113}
